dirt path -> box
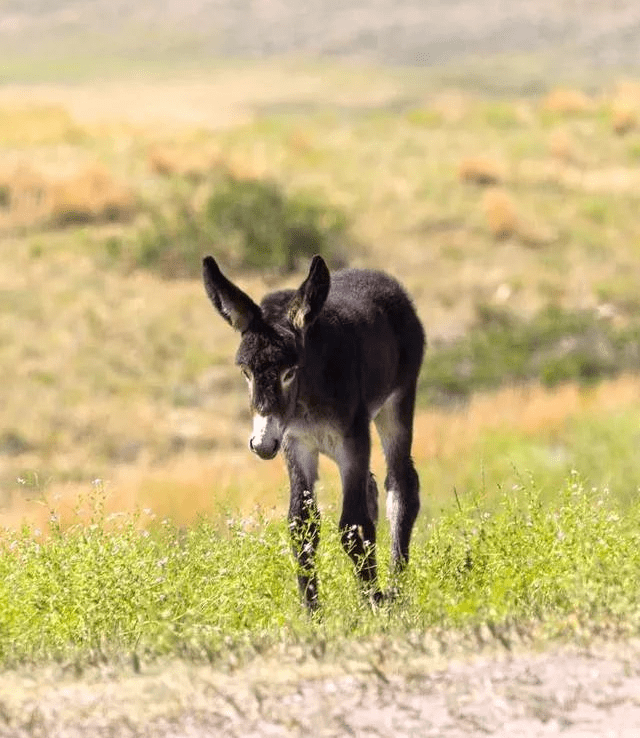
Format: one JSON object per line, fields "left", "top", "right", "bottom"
{"left": 1, "top": 641, "right": 639, "bottom": 737}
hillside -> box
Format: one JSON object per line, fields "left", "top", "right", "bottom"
{"left": 2, "top": 0, "right": 640, "bottom": 80}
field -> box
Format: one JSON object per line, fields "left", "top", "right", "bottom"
{"left": 3, "top": 64, "right": 640, "bottom": 527}
{"left": 3, "top": 4, "right": 640, "bottom": 731}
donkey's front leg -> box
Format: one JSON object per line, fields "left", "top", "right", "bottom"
{"left": 338, "top": 420, "right": 382, "bottom": 603}
{"left": 284, "top": 438, "right": 320, "bottom": 611}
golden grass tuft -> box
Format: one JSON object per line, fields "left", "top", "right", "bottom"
{"left": 148, "top": 144, "right": 220, "bottom": 181}
{"left": 288, "top": 128, "right": 315, "bottom": 154}
{"left": 458, "top": 156, "right": 505, "bottom": 186}
{"left": 481, "top": 187, "right": 519, "bottom": 239}
{"left": 0, "top": 105, "right": 84, "bottom": 146}
{"left": 48, "top": 164, "right": 136, "bottom": 226}
{"left": 611, "top": 98, "right": 637, "bottom": 135}
{"left": 542, "top": 87, "right": 593, "bottom": 115}
{"left": 0, "top": 162, "right": 136, "bottom": 229}
{"left": 548, "top": 128, "right": 578, "bottom": 163}
{"left": 479, "top": 187, "right": 555, "bottom": 246}
{"left": 0, "top": 163, "right": 47, "bottom": 228}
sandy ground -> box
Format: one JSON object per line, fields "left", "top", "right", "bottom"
{"left": 1, "top": 641, "right": 639, "bottom": 737}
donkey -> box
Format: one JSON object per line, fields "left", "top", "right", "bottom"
{"left": 202, "top": 254, "right": 425, "bottom": 609}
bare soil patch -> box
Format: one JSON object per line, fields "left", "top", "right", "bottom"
{"left": 2, "top": 641, "right": 639, "bottom": 737}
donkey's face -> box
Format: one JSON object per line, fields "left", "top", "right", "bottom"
{"left": 236, "top": 323, "right": 299, "bottom": 459}
{"left": 203, "top": 255, "right": 330, "bottom": 460}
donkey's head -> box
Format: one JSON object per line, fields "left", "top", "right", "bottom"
{"left": 203, "top": 255, "right": 330, "bottom": 460}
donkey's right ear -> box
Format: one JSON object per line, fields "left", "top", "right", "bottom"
{"left": 202, "top": 256, "right": 261, "bottom": 333}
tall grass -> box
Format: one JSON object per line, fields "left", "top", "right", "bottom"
{"left": 1, "top": 473, "right": 638, "bottom": 667}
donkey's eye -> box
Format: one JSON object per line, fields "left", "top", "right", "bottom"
{"left": 281, "top": 366, "right": 297, "bottom": 386}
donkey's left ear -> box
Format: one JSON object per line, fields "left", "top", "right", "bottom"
{"left": 288, "top": 255, "right": 331, "bottom": 331}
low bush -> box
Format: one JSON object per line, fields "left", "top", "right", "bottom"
{"left": 419, "top": 304, "right": 640, "bottom": 405}
{"left": 131, "top": 172, "right": 349, "bottom": 278}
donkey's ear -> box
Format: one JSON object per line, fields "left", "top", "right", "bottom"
{"left": 288, "top": 255, "right": 331, "bottom": 331}
{"left": 202, "top": 256, "right": 261, "bottom": 333}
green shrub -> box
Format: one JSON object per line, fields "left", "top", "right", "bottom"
{"left": 419, "top": 304, "right": 635, "bottom": 405}
{"left": 131, "top": 173, "right": 349, "bottom": 278}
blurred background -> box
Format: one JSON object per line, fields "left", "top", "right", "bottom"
{"left": 2, "top": 0, "right": 640, "bottom": 529}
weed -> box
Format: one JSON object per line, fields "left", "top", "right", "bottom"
{"left": 481, "top": 101, "right": 520, "bottom": 129}
{"left": 205, "top": 174, "right": 347, "bottom": 271}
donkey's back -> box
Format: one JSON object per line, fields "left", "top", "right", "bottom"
{"left": 293, "top": 268, "right": 425, "bottom": 420}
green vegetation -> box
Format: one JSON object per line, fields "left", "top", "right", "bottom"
{"left": 420, "top": 304, "right": 640, "bottom": 405}
{"left": 131, "top": 173, "right": 348, "bottom": 278}
{"left": 3, "top": 63, "right": 640, "bottom": 671}
{"left": 0, "top": 474, "right": 638, "bottom": 666}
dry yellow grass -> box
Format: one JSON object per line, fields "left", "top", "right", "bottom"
{"left": 481, "top": 187, "right": 519, "bottom": 239}
{"left": 611, "top": 98, "right": 637, "bottom": 135}
{"left": 542, "top": 87, "right": 593, "bottom": 115}
{"left": 432, "top": 90, "right": 470, "bottom": 124}
{"left": 0, "top": 105, "right": 83, "bottom": 146}
{"left": 458, "top": 156, "right": 505, "bottom": 186}
{"left": 147, "top": 144, "right": 220, "bottom": 181}
{"left": 411, "top": 376, "right": 640, "bottom": 462}
{"left": 0, "top": 162, "right": 136, "bottom": 229}
{"left": 0, "top": 163, "right": 46, "bottom": 226}
{"left": 49, "top": 164, "right": 136, "bottom": 225}
{"left": 5, "top": 374, "right": 640, "bottom": 531}
{"left": 548, "top": 128, "right": 578, "bottom": 163}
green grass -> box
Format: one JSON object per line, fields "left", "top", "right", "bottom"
{"left": 1, "top": 474, "right": 638, "bottom": 667}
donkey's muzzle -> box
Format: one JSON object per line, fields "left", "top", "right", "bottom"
{"left": 249, "top": 436, "right": 280, "bottom": 460}
{"left": 249, "top": 413, "right": 282, "bottom": 460}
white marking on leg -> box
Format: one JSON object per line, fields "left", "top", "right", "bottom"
{"left": 386, "top": 488, "right": 400, "bottom": 528}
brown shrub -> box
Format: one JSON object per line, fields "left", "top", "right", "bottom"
{"left": 49, "top": 165, "right": 136, "bottom": 226}
{"left": 548, "top": 128, "right": 577, "bottom": 163}
{"left": 148, "top": 145, "right": 220, "bottom": 182}
{"left": 0, "top": 164, "right": 48, "bottom": 227}
{"left": 542, "top": 87, "right": 593, "bottom": 115}
{"left": 459, "top": 156, "right": 505, "bottom": 186}
{"left": 482, "top": 188, "right": 519, "bottom": 239}
{"left": 611, "top": 99, "right": 637, "bottom": 135}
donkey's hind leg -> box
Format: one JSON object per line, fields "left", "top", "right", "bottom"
{"left": 374, "top": 385, "right": 420, "bottom": 571}
{"left": 366, "top": 471, "right": 379, "bottom": 526}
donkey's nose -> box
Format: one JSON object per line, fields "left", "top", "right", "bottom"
{"left": 249, "top": 436, "right": 280, "bottom": 460}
